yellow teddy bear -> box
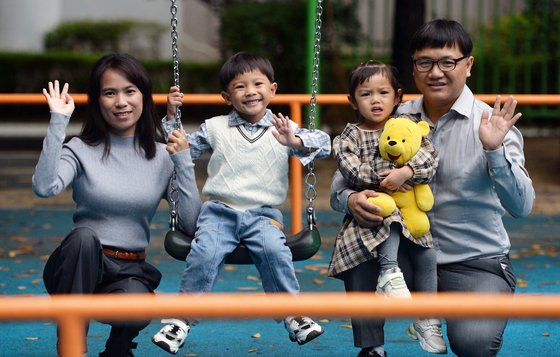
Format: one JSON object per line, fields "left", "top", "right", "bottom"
{"left": 367, "top": 117, "right": 434, "bottom": 238}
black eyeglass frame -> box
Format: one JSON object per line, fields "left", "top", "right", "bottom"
{"left": 412, "top": 55, "right": 469, "bottom": 72}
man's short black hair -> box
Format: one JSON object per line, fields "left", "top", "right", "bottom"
{"left": 219, "top": 52, "right": 275, "bottom": 91}
{"left": 410, "top": 19, "right": 473, "bottom": 56}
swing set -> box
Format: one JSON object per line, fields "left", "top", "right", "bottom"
{"left": 163, "top": 0, "right": 325, "bottom": 264}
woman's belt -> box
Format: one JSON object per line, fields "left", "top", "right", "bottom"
{"left": 102, "top": 248, "right": 146, "bottom": 261}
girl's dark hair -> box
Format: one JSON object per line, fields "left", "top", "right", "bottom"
{"left": 219, "top": 52, "right": 275, "bottom": 91}
{"left": 410, "top": 19, "right": 473, "bottom": 56}
{"left": 348, "top": 60, "right": 403, "bottom": 118}
{"left": 81, "top": 53, "right": 163, "bottom": 159}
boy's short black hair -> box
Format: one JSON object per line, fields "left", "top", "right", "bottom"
{"left": 219, "top": 52, "right": 275, "bottom": 91}
{"left": 410, "top": 19, "right": 473, "bottom": 56}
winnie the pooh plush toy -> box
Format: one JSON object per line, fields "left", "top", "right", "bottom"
{"left": 367, "top": 117, "right": 434, "bottom": 238}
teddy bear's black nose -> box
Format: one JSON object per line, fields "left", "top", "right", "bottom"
{"left": 388, "top": 140, "right": 396, "bottom": 146}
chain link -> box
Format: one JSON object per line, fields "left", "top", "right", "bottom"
{"left": 169, "top": 170, "right": 179, "bottom": 230}
{"left": 168, "top": 0, "right": 181, "bottom": 230}
{"left": 304, "top": 161, "right": 317, "bottom": 228}
{"left": 170, "top": 0, "right": 182, "bottom": 129}
{"left": 304, "top": 0, "right": 323, "bottom": 227}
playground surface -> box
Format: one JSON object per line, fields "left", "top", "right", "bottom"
{"left": 0, "top": 208, "right": 559, "bottom": 357}
{"left": 0, "top": 138, "right": 559, "bottom": 356}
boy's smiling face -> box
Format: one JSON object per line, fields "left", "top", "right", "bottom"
{"left": 221, "top": 69, "right": 277, "bottom": 124}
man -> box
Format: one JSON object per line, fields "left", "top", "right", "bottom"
{"left": 331, "top": 19, "right": 535, "bottom": 357}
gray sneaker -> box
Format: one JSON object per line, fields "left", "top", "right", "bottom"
{"left": 376, "top": 267, "right": 411, "bottom": 298}
{"left": 406, "top": 318, "right": 447, "bottom": 354}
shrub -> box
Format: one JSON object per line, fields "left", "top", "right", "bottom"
{"left": 44, "top": 20, "right": 166, "bottom": 59}
{"left": 472, "top": 3, "right": 560, "bottom": 94}
{"left": 0, "top": 52, "right": 222, "bottom": 122}
{"left": 472, "top": 4, "right": 560, "bottom": 126}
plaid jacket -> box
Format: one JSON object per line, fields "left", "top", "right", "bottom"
{"left": 328, "top": 115, "right": 439, "bottom": 278}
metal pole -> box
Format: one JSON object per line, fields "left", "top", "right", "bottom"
{"left": 3, "top": 293, "right": 560, "bottom": 321}
{"left": 306, "top": 0, "right": 315, "bottom": 96}
{"left": 306, "top": 0, "right": 320, "bottom": 127}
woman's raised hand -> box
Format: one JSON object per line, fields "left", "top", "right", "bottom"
{"left": 42, "top": 80, "right": 75, "bottom": 117}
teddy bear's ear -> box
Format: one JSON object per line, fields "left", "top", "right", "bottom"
{"left": 385, "top": 117, "right": 396, "bottom": 128}
{"left": 417, "top": 121, "right": 430, "bottom": 137}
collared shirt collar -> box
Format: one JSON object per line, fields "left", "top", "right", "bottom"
{"left": 407, "top": 94, "right": 425, "bottom": 116}
{"left": 227, "top": 109, "right": 274, "bottom": 127}
{"left": 449, "top": 85, "right": 474, "bottom": 119}
{"left": 405, "top": 85, "right": 474, "bottom": 122}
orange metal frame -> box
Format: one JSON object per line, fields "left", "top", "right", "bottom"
{"left": 2, "top": 93, "right": 560, "bottom": 356}
{"left": 2, "top": 93, "right": 559, "bottom": 232}
{"left": 1, "top": 292, "right": 560, "bottom": 356}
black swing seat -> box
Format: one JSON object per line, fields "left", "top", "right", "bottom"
{"left": 164, "top": 226, "right": 321, "bottom": 264}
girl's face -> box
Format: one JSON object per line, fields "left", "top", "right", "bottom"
{"left": 98, "top": 68, "right": 143, "bottom": 136}
{"left": 221, "top": 69, "right": 277, "bottom": 124}
{"left": 349, "top": 73, "right": 401, "bottom": 130}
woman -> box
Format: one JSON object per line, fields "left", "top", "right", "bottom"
{"left": 32, "top": 53, "right": 201, "bottom": 356}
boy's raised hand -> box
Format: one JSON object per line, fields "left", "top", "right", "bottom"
{"left": 42, "top": 80, "right": 75, "bottom": 117}
{"left": 167, "top": 85, "right": 183, "bottom": 119}
{"left": 271, "top": 113, "right": 303, "bottom": 149}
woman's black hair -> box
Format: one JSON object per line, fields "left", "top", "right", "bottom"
{"left": 410, "top": 19, "right": 473, "bottom": 56}
{"left": 348, "top": 60, "right": 403, "bottom": 118}
{"left": 219, "top": 52, "right": 275, "bottom": 91}
{"left": 81, "top": 53, "right": 163, "bottom": 159}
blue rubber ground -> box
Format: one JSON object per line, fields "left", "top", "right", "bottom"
{"left": 1, "top": 209, "right": 559, "bottom": 356}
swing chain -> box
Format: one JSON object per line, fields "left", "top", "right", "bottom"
{"left": 168, "top": 0, "right": 182, "bottom": 230}
{"left": 169, "top": 169, "right": 180, "bottom": 231}
{"left": 170, "top": 0, "right": 182, "bottom": 128}
{"left": 305, "top": 161, "right": 317, "bottom": 228}
{"left": 304, "top": 0, "right": 323, "bottom": 228}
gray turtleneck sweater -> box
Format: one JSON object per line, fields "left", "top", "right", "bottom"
{"left": 32, "top": 112, "right": 201, "bottom": 251}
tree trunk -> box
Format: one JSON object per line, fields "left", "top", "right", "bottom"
{"left": 392, "top": 0, "right": 425, "bottom": 94}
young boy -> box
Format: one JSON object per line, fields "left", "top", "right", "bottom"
{"left": 152, "top": 52, "right": 331, "bottom": 355}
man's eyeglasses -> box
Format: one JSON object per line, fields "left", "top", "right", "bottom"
{"left": 413, "top": 55, "right": 469, "bottom": 72}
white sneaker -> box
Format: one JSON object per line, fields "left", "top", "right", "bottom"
{"left": 152, "top": 318, "right": 190, "bottom": 355}
{"left": 376, "top": 267, "right": 411, "bottom": 298}
{"left": 406, "top": 318, "right": 448, "bottom": 354}
{"left": 284, "top": 316, "right": 324, "bottom": 345}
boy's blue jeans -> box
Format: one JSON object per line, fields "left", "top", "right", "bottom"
{"left": 180, "top": 201, "right": 300, "bottom": 294}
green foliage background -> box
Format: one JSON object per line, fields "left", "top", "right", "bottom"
{"left": 1, "top": 0, "right": 559, "bottom": 127}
